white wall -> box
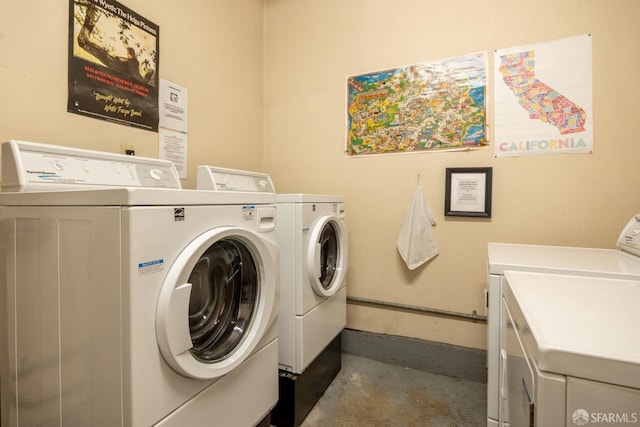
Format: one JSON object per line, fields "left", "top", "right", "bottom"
{"left": 3, "top": 1, "right": 639, "bottom": 351}
{"left": 1, "top": 0, "right": 265, "bottom": 189}
{"left": 263, "top": 0, "right": 640, "bottom": 349}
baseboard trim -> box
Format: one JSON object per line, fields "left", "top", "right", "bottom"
{"left": 342, "top": 328, "right": 487, "bottom": 384}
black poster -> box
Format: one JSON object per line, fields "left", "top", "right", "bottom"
{"left": 68, "top": 0, "right": 159, "bottom": 131}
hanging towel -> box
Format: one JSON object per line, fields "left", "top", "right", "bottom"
{"left": 396, "top": 181, "right": 438, "bottom": 270}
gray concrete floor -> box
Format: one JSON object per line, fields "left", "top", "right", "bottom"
{"left": 299, "top": 353, "right": 487, "bottom": 427}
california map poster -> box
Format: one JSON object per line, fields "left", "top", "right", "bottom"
{"left": 68, "top": 0, "right": 159, "bottom": 131}
{"left": 494, "top": 34, "right": 593, "bottom": 158}
{"left": 347, "top": 53, "right": 487, "bottom": 156}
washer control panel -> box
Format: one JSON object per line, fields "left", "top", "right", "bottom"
{"left": 617, "top": 214, "right": 640, "bottom": 257}
{"left": 196, "top": 165, "right": 275, "bottom": 193}
{"left": 1, "top": 140, "right": 181, "bottom": 191}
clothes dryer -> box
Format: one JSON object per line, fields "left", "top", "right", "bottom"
{"left": 487, "top": 215, "right": 640, "bottom": 427}
{"left": 0, "top": 141, "right": 279, "bottom": 427}
{"left": 502, "top": 271, "right": 640, "bottom": 426}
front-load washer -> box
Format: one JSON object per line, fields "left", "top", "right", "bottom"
{"left": 273, "top": 194, "right": 348, "bottom": 374}
{"left": 271, "top": 194, "right": 348, "bottom": 427}
{"left": 0, "top": 140, "right": 279, "bottom": 427}
{"left": 487, "top": 215, "right": 640, "bottom": 427}
{"left": 502, "top": 270, "right": 640, "bottom": 426}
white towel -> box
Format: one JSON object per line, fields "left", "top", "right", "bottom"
{"left": 396, "top": 181, "right": 438, "bottom": 270}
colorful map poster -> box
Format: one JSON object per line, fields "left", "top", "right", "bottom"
{"left": 347, "top": 53, "right": 487, "bottom": 156}
{"left": 494, "top": 34, "right": 593, "bottom": 158}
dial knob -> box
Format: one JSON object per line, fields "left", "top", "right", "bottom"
{"left": 149, "top": 168, "right": 164, "bottom": 181}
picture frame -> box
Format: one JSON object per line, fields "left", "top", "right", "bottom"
{"left": 444, "top": 167, "right": 492, "bottom": 218}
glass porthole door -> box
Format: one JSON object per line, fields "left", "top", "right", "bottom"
{"left": 188, "top": 239, "right": 257, "bottom": 363}
{"left": 156, "top": 227, "right": 278, "bottom": 380}
{"left": 306, "top": 216, "right": 348, "bottom": 297}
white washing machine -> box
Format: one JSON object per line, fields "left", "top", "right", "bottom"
{"left": 487, "top": 215, "right": 640, "bottom": 427}
{"left": 273, "top": 194, "right": 348, "bottom": 375}
{"left": 260, "top": 194, "right": 348, "bottom": 427}
{"left": 502, "top": 270, "right": 640, "bottom": 426}
{"left": 0, "top": 141, "right": 279, "bottom": 427}
{"left": 195, "top": 178, "right": 349, "bottom": 375}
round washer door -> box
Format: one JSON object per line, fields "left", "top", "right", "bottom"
{"left": 156, "top": 226, "right": 278, "bottom": 380}
{"left": 306, "top": 215, "right": 348, "bottom": 297}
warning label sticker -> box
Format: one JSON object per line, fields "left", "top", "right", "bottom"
{"left": 242, "top": 205, "right": 256, "bottom": 220}
{"left": 138, "top": 259, "right": 164, "bottom": 275}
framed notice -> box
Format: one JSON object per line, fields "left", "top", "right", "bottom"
{"left": 444, "top": 167, "right": 492, "bottom": 218}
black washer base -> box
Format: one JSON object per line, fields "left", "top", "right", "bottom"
{"left": 270, "top": 333, "right": 342, "bottom": 427}
{"left": 255, "top": 412, "right": 271, "bottom": 427}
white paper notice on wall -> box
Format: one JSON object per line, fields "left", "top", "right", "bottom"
{"left": 159, "top": 78, "right": 188, "bottom": 179}
{"left": 159, "top": 79, "right": 188, "bottom": 132}
{"left": 159, "top": 129, "right": 188, "bottom": 179}
{"left": 396, "top": 181, "right": 438, "bottom": 270}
